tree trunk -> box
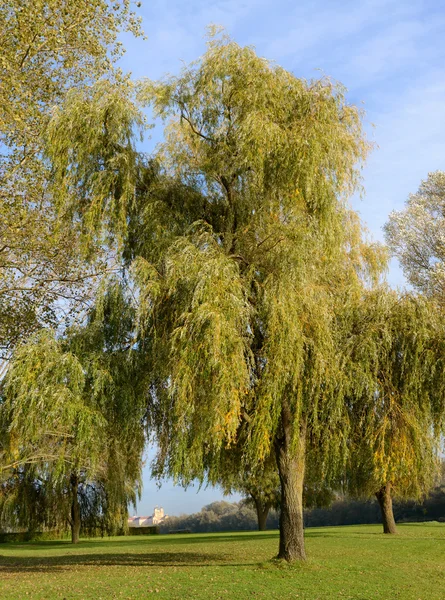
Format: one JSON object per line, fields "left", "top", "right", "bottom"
{"left": 252, "top": 496, "right": 270, "bottom": 531}
{"left": 274, "top": 408, "right": 307, "bottom": 562}
{"left": 375, "top": 482, "right": 397, "bottom": 534}
{"left": 70, "top": 473, "right": 81, "bottom": 544}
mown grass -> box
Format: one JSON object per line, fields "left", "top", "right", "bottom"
{"left": 0, "top": 523, "right": 444, "bottom": 599}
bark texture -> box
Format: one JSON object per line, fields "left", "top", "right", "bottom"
{"left": 275, "top": 406, "right": 306, "bottom": 561}
{"left": 252, "top": 495, "right": 270, "bottom": 531}
{"left": 70, "top": 473, "right": 81, "bottom": 544}
{"left": 375, "top": 482, "right": 397, "bottom": 534}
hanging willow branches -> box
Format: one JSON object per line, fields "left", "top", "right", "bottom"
{"left": 21, "top": 29, "right": 445, "bottom": 560}
{"left": 0, "top": 281, "right": 147, "bottom": 542}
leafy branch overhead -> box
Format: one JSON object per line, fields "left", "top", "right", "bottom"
{"left": 0, "top": 0, "right": 144, "bottom": 357}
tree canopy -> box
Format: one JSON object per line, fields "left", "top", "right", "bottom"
{"left": 0, "top": 0, "right": 143, "bottom": 358}
{"left": 0, "top": 281, "right": 146, "bottom": 542}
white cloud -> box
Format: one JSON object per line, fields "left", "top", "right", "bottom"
{"left": 356, "top": 70, "right": 445, "bottom": 232}
{"left": 259, "top": 0, "right": 422, "bottom": 63}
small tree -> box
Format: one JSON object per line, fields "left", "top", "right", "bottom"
{"left": 218, "top": 448, "right": 280, "bottom": 531}
{"left": 0, "top": 282, "right": 146, "bottom": 542}
{"left": 343, "top": 290, "right": 445, "bottom": 534}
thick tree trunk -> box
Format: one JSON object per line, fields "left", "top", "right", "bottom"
{"left": 252, "top": 496, "right": 270, "bottom": 531}
{"left": 70, "top": 473, "right": 81, "bottom": 544}
{"left": 375, "top": 482, "right": 397, "bottom": 534}
{"left": 275, "top": 408, "right": 307, "bottom": 562}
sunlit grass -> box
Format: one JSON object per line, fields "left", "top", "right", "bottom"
{"left": 1, "top": 523, "right": 444, "bottom": 599}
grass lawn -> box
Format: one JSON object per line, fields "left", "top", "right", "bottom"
{"left": 0, "top": 523, "right": 444, "bottom": 599}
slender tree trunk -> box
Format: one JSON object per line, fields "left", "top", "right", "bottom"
{"left": 274, "top": 406, "right": 307, "bottom": 562}
{"left": 252, "top": 495, "right": 270, "bottom": 531}
{"left": 375, "top": 482, "right": 397, "bottom": 534}
{"left": 70, "top": 473, "right": 81, "bottom": 544}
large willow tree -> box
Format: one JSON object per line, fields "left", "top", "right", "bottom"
{"left": 47, "top": 32, "right": 384, "bottom": 561}
{"left": 136, "top": 35, "right": 382, "bottom": 561}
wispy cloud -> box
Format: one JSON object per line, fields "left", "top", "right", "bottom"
{"left": 355, "top": 71, "right": 445, "bottom": 222}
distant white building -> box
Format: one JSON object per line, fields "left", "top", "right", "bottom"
{"left": 128, "top": 507, "right": 168, "bottom": 528}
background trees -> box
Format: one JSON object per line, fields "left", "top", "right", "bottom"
{"left": 385, "top": 171, "right": 445, "bottom": 302}
{"left": 160, "top": 500, "right": 280, "bottom": 534}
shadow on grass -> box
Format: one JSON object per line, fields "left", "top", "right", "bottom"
{"left": 6, "top": 531, "right": 279, "bottom": 552}
{"left": 95, "top": 532, "right": 278, "bottom": 548}
{"left": 0, "top": 551, "right": 233, "bottom": 573}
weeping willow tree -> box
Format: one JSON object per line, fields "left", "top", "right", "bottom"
{"left": 0, "top": 281, "right": 146, "bottom": 543}
{"left": 341, "top": 290, "right": 445, "bottom": 534}
{"left": 134, "top": 33, "right": 385, "bottom": 561}
{"left": 46, "top": 30, "right": 385, "bottom": 561}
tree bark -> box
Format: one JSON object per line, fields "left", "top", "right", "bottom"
{"left": 274, "top": 406, "right": 307, "bottom": 562}
{"left": 375, "top": 482, "right": 397, "bottom": 534}
{"left": 252, "top": 495, "right": 270, "bottom": 531}
{"left": 70, "top": 473, "right": 81, "bottom": 544}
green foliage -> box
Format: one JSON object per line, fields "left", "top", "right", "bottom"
{"left": 46, "top": 79, "right": 147, "bottom": 250}
{"left": 0, "top": 0, "right": 143, "bottom": 357}
{"left": 341, "top": 289, "right": 445, "bottom": 500}
{"left": 0, "top": 0, "right": 143, "bottom": 157}
{"left": 127, "top": 33, "right": 379, "bottom": 487}
{"left": 141, "top": 28, "right": 369, "bottom": 222}
{"left": 0, "top": 192, "right": 104, "bottom": 358}
{"left": 1, "top": 329, "right": 103, "bottom": 477}
{"left": 0, "top": 280, "right": 146, "bottom": 536}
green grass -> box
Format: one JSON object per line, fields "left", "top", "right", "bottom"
{"left": 1, "top": 523, "right": 444, "bottom": 599}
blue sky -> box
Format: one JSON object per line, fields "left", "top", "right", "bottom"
{"left": 117, "top": 0, "right": 445, "bottom": 516}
